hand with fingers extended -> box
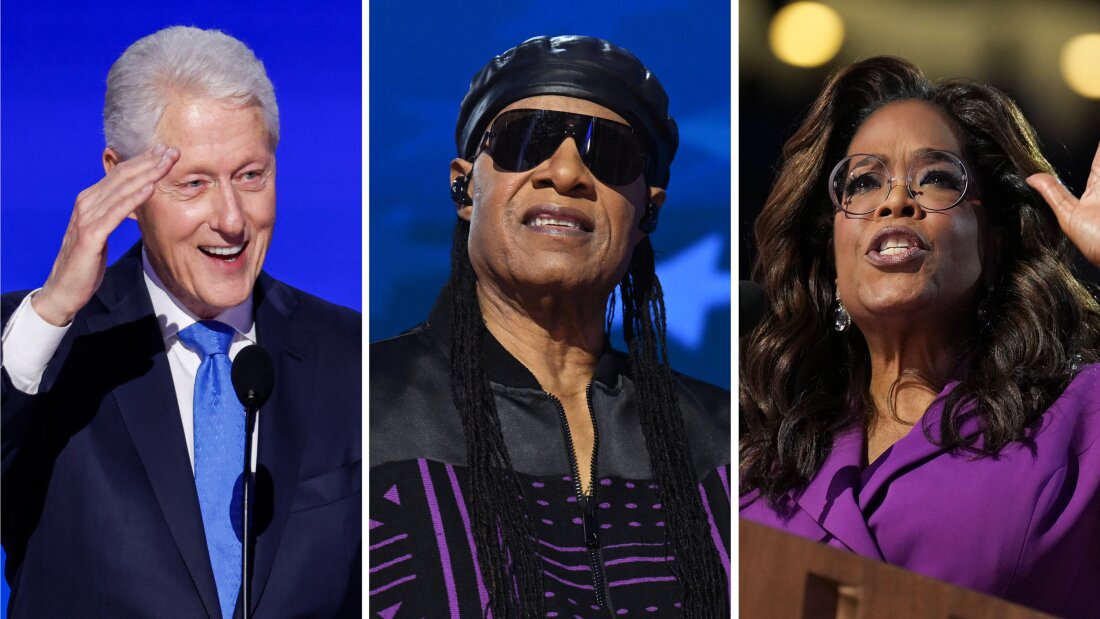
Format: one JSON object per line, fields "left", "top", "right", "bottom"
{"left": 1027, "top": 140, "right": 1100, "bottom": 268}
{"left": 32, "top": 144, "right": 180, "bottom": 326}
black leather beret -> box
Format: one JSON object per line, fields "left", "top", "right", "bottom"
{"left": 455, "top": 35, "right": 678, "bottom": 188}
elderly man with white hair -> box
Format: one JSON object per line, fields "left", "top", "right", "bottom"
{"left": 1, "top": 26, "right": 360, "bottom": 618}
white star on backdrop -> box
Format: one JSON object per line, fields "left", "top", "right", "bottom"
{"left": 612, "top": 233, "right": 731, "bottom": 349}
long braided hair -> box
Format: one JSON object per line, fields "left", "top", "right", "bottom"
{"left": 448, "top": 217, "right": 729, "bottom": 617}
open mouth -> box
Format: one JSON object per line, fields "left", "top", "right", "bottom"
{"left": 522, "top": 205, "right": 594, "bottom": 233}
{"left": 878, "top": 237, "right": 915, "bottom": 256}
{"left": 526, "top": 216, "right": 589, "bottom": 231}
{"left": 199, "top": 242, "right": 246, "bottom": 262}
{"left": 866, "top": 226, "right": 929, "bottom": 266}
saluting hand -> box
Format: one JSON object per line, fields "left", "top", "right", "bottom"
{"left": 32, "top": 144, "right": 179, "bottom": 326}
{"left": 1028, "top": 140, "right": 1100, "bottom": 268}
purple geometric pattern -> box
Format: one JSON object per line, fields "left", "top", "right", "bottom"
{"left": 384, "top": 484, "right": 401, "bottom": 505}
{"left": 368, "top": 473, "right": 416, "bottom": 615}
{"left": 699, "top": 478, "right": 731, "bottom": 585}
{"left": 377, "top": 601, "right": 402, "bottom": 619}
{"left": 445, "top": 462, "right": 489, "bottom": 613}
{"left": 368, "top": 459, "right": 731, "bottom": 616}
{"left": 418, "top": 458, "right": 459, "bottom": 616}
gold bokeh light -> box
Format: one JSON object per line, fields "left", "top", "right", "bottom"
{"left": 769, "top": 2, "right": 845, "bottom": 68}
{"left": 1060, "top": 33, "right": 1100, "bottom": 99}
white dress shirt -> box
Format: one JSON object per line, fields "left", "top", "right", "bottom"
{"left": 1, "top": 248, "right": 259, "bottom": 470}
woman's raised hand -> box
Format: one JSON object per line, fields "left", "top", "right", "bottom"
{"left": 1028, "top": 140, "right": 1100, "bottom": 268}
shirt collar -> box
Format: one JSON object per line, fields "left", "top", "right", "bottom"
{"left": 141, "top": 246, "right": 256, "bottom": 342}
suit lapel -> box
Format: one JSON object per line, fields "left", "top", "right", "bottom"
{"left": 92, "top": 245, "right": 222, "bottom": 619}
{"left": 92, "top": 251, "right": 318, "bottom": 615}
{"left": 794, "top": 426, "right": 885, "bottom": 559}
{"left": 248, "top": 274, "right": 308, "bottom": 610}
{"left": 796, "top": 383, "right": 975, "bottom": 561}
{"left": 857, "top": 384, "right": 973, "bottom": 512}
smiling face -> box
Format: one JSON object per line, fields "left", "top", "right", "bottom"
{"left": 455, "top": 95, "right": 662, "bottom": 304}
{"left": 832, "top": 99, "right": 990, "bottom": 331}
{"left": 129, "top": 96, "right": 276, "bottom": 319}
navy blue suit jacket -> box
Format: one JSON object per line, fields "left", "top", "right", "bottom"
{"left": 1, "top": 244, "right": 361, "bottom": 618}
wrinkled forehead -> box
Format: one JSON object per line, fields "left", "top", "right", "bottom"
{"left": 153, "top": 95, "right": 275, "bottom": 152}
{"left": 495, "top": 95, "right": 630, "bottom": 127}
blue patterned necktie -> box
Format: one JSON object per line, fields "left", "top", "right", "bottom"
{"left": 178, "top": 320, "right": 242, "bottom": 619}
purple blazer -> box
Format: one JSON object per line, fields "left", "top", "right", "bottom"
{"left": 741, "top": 364, "right": 1100, "bottom": 618}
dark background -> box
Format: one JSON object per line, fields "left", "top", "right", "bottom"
{"left": 739, "top": 0, "right": 1100, "bottom": 287}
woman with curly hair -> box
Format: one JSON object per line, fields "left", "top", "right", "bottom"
{"left": 739, "top": 56, "right": 1100, "bottom": 617}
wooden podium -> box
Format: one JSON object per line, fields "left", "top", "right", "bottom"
{"left": 740, "top": 519, "right": 1056, "bottom": 619}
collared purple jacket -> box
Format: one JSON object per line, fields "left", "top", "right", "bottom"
{"left": 741, "top": 364, "right": 1100, "bottom": 618}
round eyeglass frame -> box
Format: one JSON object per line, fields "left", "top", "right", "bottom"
{"left": 827, "top": 150, "right": 973, "bottom": 215}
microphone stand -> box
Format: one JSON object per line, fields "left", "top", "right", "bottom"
{"left": 241, "top": 391, "right": 259, "bottom": 619}
{"left": 231, "top": 344, "right": 273, "bottom": 619}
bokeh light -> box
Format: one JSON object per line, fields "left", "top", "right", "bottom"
{"left": 1060, "top": 33, "right": 1100, "bottom": 99}
{"left": 768, "top": 2, "right": 845, "bottom": 68}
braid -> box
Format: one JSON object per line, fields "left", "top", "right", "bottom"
{"left": 620, "top": 238, "right": 730, "bottom": 617}
{"left": 448, "top": 221, "right": 727, "bottom": 616}
{"left": 449, "top": 220, "right": 544, "bottom": 617}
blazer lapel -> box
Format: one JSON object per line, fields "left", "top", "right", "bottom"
{"left": 247, "top": 274, "right": 308, "bottom": 610}
{"left": 92, "top": 245, "right": 222, "bottom": 619}
{"left": 858, "top": 383, "right": 976, "bottom": 513}
{"left": 794, "top": 426, "right": 885, "bottom": 559}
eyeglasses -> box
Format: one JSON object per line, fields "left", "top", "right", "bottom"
{"left": 828, "top": 150, "right": 972, "bottom": 215}
{"left": 478, "top": 109, "right": 647, "bottom": 186}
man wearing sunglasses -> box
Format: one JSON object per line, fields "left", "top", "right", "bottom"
{"left": 370, "top": 36, "right": 731, "bottom": 617}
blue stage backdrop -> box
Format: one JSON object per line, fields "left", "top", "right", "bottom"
{"left": 368, "top": 0, "right": 732, "bottom": 389}
{"left": 0, "top": 1, "right": 361, "bottom": 612}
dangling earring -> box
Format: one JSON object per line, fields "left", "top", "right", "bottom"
{"left": 833, "top": 288, "right": 851, "bottom": 332}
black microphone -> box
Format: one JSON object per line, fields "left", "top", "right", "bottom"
{"left": 739, "top": 280, "right": 767, "bottom": 336}
{"left": 231, "top": 344, "right": 274, "bottom": 619}
{"left": 232, "top": 345, "right": 274, "bottom": 410}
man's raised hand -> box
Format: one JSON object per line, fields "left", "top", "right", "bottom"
{"left": 32, "top": 144, "right": 179, "bottom": 326}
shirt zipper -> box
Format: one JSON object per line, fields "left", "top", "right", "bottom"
{"left": 547, "top": 382, "right": 610, "bottom": 611}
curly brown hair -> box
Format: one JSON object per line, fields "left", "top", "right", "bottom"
{"left": 740, "top": 56, "right": 1100, "bottom": 504}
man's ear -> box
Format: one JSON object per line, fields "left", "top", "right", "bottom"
{"left": 648, "top": 186, "right": 666, "bottom": 211}
{"left": 635, "top": 186, "right": 667, "bottom": 237}
{"left": 103, "top": 148, "right": 120, "bottom": 174}
{"left": 450, "top": 158, "right": 474, "bottom": 221}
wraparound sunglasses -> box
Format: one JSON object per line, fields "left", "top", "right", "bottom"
{"left": 478, "top": 109, "right": 647, "bottom": 186}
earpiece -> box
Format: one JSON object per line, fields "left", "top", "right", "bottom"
{"left": 639, "top": 201, "right": 659, "bottom": 233}
{"left": 451, "top": 175, "right": 473, "bottom": 206}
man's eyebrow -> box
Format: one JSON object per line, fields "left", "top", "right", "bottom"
{"left": 167, "top": 154, "right": 274, "bottom": 175}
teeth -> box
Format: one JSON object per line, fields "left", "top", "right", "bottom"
{"left": 878, "top": 237, "right": 912, "bottom": 253}
{"left": 200, "top": 244, "right": 244, "bottom": 256}
{"left": 200, "top": 244, "right": 244, "bottom": 261}
{"left": 530, "top": 217, "right": 580, "bottom": 229}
